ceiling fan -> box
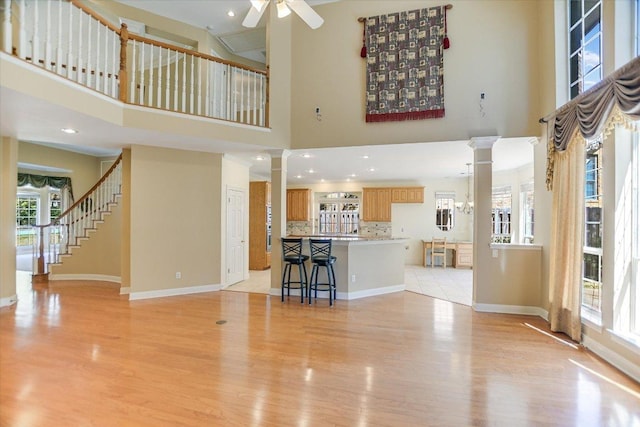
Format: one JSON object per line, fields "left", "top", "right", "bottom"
{"left": 242, "top": 0, "right": 324, "bottom": 29}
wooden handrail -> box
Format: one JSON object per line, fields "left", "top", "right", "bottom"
{"left": 69, "top": 0, "right": 122, "bottom": 34}
{"left": 48, "top": 153, "right": 123, "bottom": 227}
{"left": 127, "top": 32, "right": 267, "bottom": 76}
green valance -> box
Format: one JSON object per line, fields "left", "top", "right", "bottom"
{"left": 17, "top": 173, "right": 74, "bottom": 201}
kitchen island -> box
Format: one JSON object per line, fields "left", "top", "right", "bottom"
{"left": 272, "top": 236, "right": 408, "bottom": 300}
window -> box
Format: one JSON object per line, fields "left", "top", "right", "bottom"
{"left": 16, "top": 193, "right": 39, "bottom": 246}
{"left": 568, "top": 0, "right": 602, "bottom": 99}
{"left": 632, "top": 132, "right": 640, "bottom": 335}
{"left": 582, "top": 141, "right": 603, "bottom": 318}
{"left": 435, "top": 192, "right": 455, "bottom": 231}
{"left": 520, "top": 182, "right": 535, "bottom": 243}
{"left": 317, "top": 192, "right": 360, "bottom": 234}
{"left": 636, "top": 0, "right": 640, "bottom": 56}
{"left": 492, "top": 186, "right": 511, "bottom": 243}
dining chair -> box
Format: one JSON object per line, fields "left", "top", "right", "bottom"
{"left": 431, "top": 237, "right": 447, "bottom": 268}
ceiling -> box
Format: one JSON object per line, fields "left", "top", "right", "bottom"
{"left": 2, "top": 0, "right": 536, "bottom": 185}
{"left": 114, "top": 0, "right": 339, "bottom": 63}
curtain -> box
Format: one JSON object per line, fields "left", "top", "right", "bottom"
{"left": 548, "top": 139, "right": 585, "bottom": 342}
{"left": 546, "top": 56, "right": 640, "bottom": 189}
{"left": 364, "top": 6, "right": 446, "bottom": 123}
{"left": 543, "top": 56, "right": 640, "bottom": 341}
{"left": 17, "top": 173, "right": 74, "bottom": 200}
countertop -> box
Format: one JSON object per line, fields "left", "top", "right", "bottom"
{"left": 285, "top": 235, "right": 407, "bottom": 244}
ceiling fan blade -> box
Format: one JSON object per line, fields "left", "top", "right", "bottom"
{"left": 286, "top": 0, "right": 324, "bottom": 29}
{"left": 242, "top": 2, "right": 268, "bottom": 28}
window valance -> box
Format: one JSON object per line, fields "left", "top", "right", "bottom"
{"left": 543, "top": 56, "right": 640, "bottom": 189}
{"left": 17, "top": 173, "right": 74, "bottom": 200}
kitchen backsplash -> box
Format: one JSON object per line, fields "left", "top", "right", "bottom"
{"left": 286, "top": 221, "right": 392, "bottom": 237}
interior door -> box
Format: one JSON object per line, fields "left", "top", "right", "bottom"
{"left": 226, "top": 188, "right": 245, "bottom": 285}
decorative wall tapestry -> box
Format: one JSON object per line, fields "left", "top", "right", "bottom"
{"left": 364, "top": 6, "right": 447, "bottom": 123}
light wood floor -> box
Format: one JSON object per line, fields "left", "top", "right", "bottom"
{"left": 1, "top": 278, "right": 639, "bottom": 426}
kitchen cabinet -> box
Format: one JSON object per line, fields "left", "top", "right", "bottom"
{"left": 362, "top": 188, "right": 392, "bottom": 222}
{"left": 391, "top": 187, "right": 424, "bottom": 203}
{"left": 287, "top": 188, "right": 311, "bottom": 221}
{"left": 250, "top": 181, "right": 271, "bottom": 270}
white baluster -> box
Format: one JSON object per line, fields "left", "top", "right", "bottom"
{"left": 259, "top": 74, "right": 264, "bottom": 126}
{"left": 252, "top": 71, "right": 257, "bottom": 126}
{"left": 76, "top": 8, "right": 82, "bottom": 83}
{"left": 197, "top": 57, "right": 202, "bottom": 116}
{"left": 103, "top": 24, "right": 108, "bottom": 94}
{"left": 111, "top": 30, "right": 116, "bottom": 96}
{"left": 86, "top": 15, "right": 92, "bottom": 87}
{"left": 148, "top": 44, "right": 154, "bottom": 106}
{"left": 139, "top": 42, "right": 145, "bottom": 104}
{"left": 205, "top": 58, "right": 210, "bottom": 117}
{"left": 189, "top": 55, "right": 194, "bottom": 114}
{"left": 32, "top": 0, "right": 39, "bottom": 64}
{"left": 173, "top": 49, "right": 178, "bottom": 111}
{"left": 2, "top": 0, "right": 12, "bottom": 53}
{"left": 66, "top": 0, "right": 72, "bottom": 79}
{"left": 181, "top": 52, "right": 186, "bottom": 112}
{"left": 157, "top": 46, "right": 162, "bottom": 108}
{"left": 240, "top": 69, "right": 245, "bottom": 123}
{"left": 18, "top": 0, "right": 25, "bottom": 58}
{"left": 165, "top": 48, "right": 170, "bottom": 109}
{"left": 130, "top": 40, "right": 136, "bottom": 103}
{"left": 44, "top": 0, "right": 51, "bottom": 69}
{"left": 226, "top": 64, "right": 232, "bottom": 121}
{"left": 96, "top": 21, "right": 102, "bottom": 92}
{"left": 56, "top": 0, "right": 62, "bottom": 74}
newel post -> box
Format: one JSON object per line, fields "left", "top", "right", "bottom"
{"left": 118, "top": 23, "right": 129, "bottom": 103}
{"left": 32, "top": 225, "right": 49, "bottom": 284}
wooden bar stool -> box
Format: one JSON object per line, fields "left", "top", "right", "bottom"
{"left": 308, "top": 239, "right": 337, "bottom": 306}
{"left": 281, "top": 238, "right": 309, "bottom": 303}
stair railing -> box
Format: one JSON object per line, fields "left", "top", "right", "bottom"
{"left": 31, "top": 154, "right": 123, "bottom": 278}
{"left": 1, "top": 0, "right": 269, "bottom": 127}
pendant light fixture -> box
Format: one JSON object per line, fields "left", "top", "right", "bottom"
{"left": 455, "top": 163, "right": 474, "bottom": 214}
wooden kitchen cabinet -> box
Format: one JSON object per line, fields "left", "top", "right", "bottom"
{"left": 286, "top": 188, "right": 310, "bottom": 221}
{"left": 391, "top": 186, "right": 424, "bottom": 203}
{"left": 362, "top": 188, "right": 392, "bottom": 222}
{"left": 249, "top": 181, "right": 271, "bottom": 270}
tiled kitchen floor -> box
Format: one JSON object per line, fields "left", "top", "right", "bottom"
{"left": 228, "top": 265, "right": 473, "bottom": 306}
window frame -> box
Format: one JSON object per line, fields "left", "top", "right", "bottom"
{"left": 568, "top": 0, "right": 603, "bottom": 100}
{"left": 435, "top": 191, "right": 456, "bottom": 231}
{"left": 491, "top": 186, "right": 512, "bottom": 243}
{"left": 317, "top": 192, "right": 360, "bottom": 235}
{"left": 16, "top": 192, "right": 39, "bottom": 247}
{"left": 520, "top": 182, "right": 535, "bottom": 244}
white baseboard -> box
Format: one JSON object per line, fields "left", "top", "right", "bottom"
{"left": 129, "top": 284, "right": 221, "bottom": 301}
{"left": 49, "top": 274, "right": 121, "bottom": 283}
{"left": 0, "top": 294, "right": 17, "bottom": 308}
{"left": 268, "top": 285, "right": 406, "bottom": 300}
{"left": 120, "top": 287, "right": 130, "bottom": 295}
{"left": 582, "top": 335, "right": 640, "bottom": 384}
{"left": 341, "top": 285, "right": 406, "bottom": 300}
{"left": 473, "top": 303, "right": 549, "bottom": 318}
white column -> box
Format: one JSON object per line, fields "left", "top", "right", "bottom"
{"left": 469, "top": 136, "right": 499, "bottom": 308}
{"left": 268, "top": 149, "right": 290, "bottom": 294}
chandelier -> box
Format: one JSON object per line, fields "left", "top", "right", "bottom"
{"left": 455, "top": 163, "right": 474, "bottom": 214}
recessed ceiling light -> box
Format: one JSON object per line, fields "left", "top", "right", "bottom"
{"left": 320, "top": 179, "right": 325, "bottom": 182}
{"left": 308, "top": 169, "right": 315, "bottom": 174}
{"left": 363, "top": 155, "right": 369, "bottom": 159}
{"left": 61, "top": 128, "right": 78, "bottom": 134}
{"left": 227, "top": 10, "right": 235, "bottom": 17}
{"left": 367, "top": 168, "right": 375, "bottom": 172}
{"left": 295, "top": 175, "right": 303, "bottom": 179}
{"left": 350, "top": 173, "right": 357, "bottom": 178}
{"left": 255, "top": 155, "right": 265, "bottom": 161}
{"left": 301, "top": 153, "right": 311, "bottom": 158}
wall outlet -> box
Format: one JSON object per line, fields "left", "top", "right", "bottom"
{"left": 175, "top": 272, "right": 181, "bottom": 279}
{"left": 351, "top": 274, "right": 356, "bottom": 283}
{"left": 492, "top": 249, "right": 498, "bottom": 258}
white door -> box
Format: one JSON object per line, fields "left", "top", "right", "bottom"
{"left": 226, "top": 188, "right": 245, "bottom": 285}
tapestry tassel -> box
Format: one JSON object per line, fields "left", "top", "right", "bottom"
{"left": 443, "top": 6, "right": 450, "bottom": 49}
{"left": 360, "top": 19, "right": 367, "bottom": 58}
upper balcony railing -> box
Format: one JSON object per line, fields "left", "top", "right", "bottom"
{"left": 1, "top": 0, "right": 269, "bottom": 127}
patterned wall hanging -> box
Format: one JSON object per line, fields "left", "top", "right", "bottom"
{"left": 364, "top": 6, "right": 448, "bottom": 123}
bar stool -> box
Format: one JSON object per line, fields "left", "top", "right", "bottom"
{"left": 308, "top": 239, "right": 337, "bottom": 306}
{"left": 281, "top": 238, "right": 309, "bottom": 303}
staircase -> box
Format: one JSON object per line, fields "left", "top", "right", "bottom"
{"left": 32, "top": 154, "right": 123, "bottom": 282}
